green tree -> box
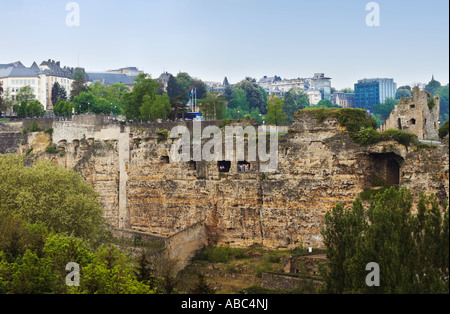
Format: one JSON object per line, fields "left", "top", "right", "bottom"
{"left": 25, "top": 100, "right": 45, "bottom": 117}
{"left": 51, "top": 82, "right": 67, "bottom": 107}
{"left": 372, "top": 98, "right": 399, "bottom": 126}
{"left": 434, "top": 85, "right": 449, "bottom": 124}
{"left": 73, "top": 245, "right": 155, "bottom": 294}
{"left": 16, "top": 86, "right": 35, "bottom": 104}
{"left": 199, "top": 93, "right": 226, "bottom": 120}
{"left": 71, "top": 69, "right": 88, "bottom": 100}
{"left": 140, "top": 93, "right": 171, "bottom": 122}
{"left": 191, "top": 273, "right": 215, "bottom": 294}
{"left": 54, "top": 100, "right": 74, "bottom": 117}
{"left": 89, "top": 82, "right": 128, "bottom": 114}
{"left": 123, "top": 74, "right": 160, "bottom": 121}
{"left": 191, "top": 79, "right": 208, "bottom": 100}
{"left": 425, "top": 78, "right": 441, "bottom": 96}
{"left": 0, "top": 155, "right": 105, "bottom": 242}
{"left": 228, "top": 88, "right": 250, "bottom": 111}
{"left": 176, "top": 72, "right": 193, "bottom": 103}
{"left": 169, "top": 95, "right": 188, "bottom": 120}
{"left": 397, "top": 88, "right": 412, "bottom": 99}
{"left": 398, "top": 85, "right": 411, "bottom": 91}
{"left": 0, "top": 88, "right": 13, "bottom": 114}
{"left": 314, "top": 99, "right": 337, "bottom": 108}
{"left": 135, "top": 253, "right": 156, "bottom": 289}
{"left": 16, "top": 101, "right": 28, "bottom": 118}
{"left": 72, "top": 92, "right": 95, "bottom": 114}
{"left": 321, "top": 187, "right": 449, "bottom": 294}
{"left": 9, "top": 250, "right": 57, "bottom": 294}
{"left": 234, "top": 79, "right": 268, "bottom": 114}
{"left": 284, "top": 87, "right": 309, "bottom": 124}
{"left": 266, "top": 95, "right": 287, "bottom": 126}
{"left": 167, "top": 75, "right": 181, "bottom": 100}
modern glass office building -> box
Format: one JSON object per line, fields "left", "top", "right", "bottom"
{"left": 354, "top": 78, "right": 397, "bottom": 112}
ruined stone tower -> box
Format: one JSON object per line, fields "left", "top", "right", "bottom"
{"left": 379, "top": 87, "right": 440, "bottom": 140}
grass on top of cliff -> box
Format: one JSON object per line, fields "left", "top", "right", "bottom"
{"left": 296, "top": 107, "right": 418, "bottom": 147}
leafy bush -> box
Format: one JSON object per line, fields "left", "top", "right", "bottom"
{"left": 298, "top": 108, "right": 378, "bottom": 143}
{"left": 45, "top": 145, "right": 59, "bottom": 155}
{"left": 428, "top": 98, "right": 436, "bottom": 110}
{"left": 298, "top": 108, "right": 419, "bottom": 147}
{"left": 359, "top": 186, "right": 396, "bottom": 201}
{"left": 196, "top": 246, "right": 231, "bottom": 263}
{"left": 27, "top": 122, "right": 42, "bottom": 133}
{"left": 322, "top": 187, "right": 449, "bottom": 294}
{"left": 356, "top": 127, "right": 382, "bottom": 145}
{"left": 381, "top": 129, "right": 418, "bottom": 147}
{"left": 44, "top": 128, "right": 54, "bottom": 136}
{"left": 0, "top": 155, "right": 105, "bottom": 242}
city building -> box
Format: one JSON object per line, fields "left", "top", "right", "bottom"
{"left": 39, "top": 59, "right": 77, "bottom": 109}
{"left": 306, "top": 89, "right": 322, "bottom": 106}
{"left": 107, "top": 67, "right": 143, "bottom": 77}
{"left": 205, "top": 78, "right": 231, "bottom": 94}
{"left": 331, "top": 92, "right": 355, "bottom": 108}
{"left": 86, "top": 72, "right": 135, "bottom": 88}
{"left": 0, "top": 60, "right": 80, "bottom": 110}
{"left": 157, "top": 71, "right": 172, "bottom": 92}
{"left": 310, "top": 73, "right": 332, "bottom": 101}
{"left": 258, "top": 76, "right": 282, "bottom": 92}
{"left": 0, "top": 61, "right": 48, "bottom": 109}
{"left": 273, "top": 78, "right": 307, "bottom": 93}
{"left": 257, "top": 73, "right": 332, "bottom": 101}
{"left": 354, "top": 78, "right": 397, "bottom": 112}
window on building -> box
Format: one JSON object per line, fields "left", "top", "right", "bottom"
{"left": 161, "top": 156, "right": 170, "bottom": 164}
{"left": 218, "top": 161, "right": 231, "bottom": 173}
{"left": 410, "top": 119, "right": 416, "bottom": 125}
{"left": 237, "top": 161, "right": 251, "bottom": 173}
{"left": 188, "top": 161, "right": 197, "bottom": 171}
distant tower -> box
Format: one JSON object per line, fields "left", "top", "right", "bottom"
{"left": 223, "top": 77, "right": 230, "bottom": 87}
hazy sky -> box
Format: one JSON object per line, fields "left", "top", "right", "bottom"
{"left": 0, "top": 0, "right": 448, "bottom": 89}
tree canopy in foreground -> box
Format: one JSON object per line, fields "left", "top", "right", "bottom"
{"left": 321, "top": 187, "right": 449, "bottom": 294}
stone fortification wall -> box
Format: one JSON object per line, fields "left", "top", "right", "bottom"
{"left": 379, "top": 87, "right": 440, "bottom": 140}
{"left": 3, "top": 111, "right": 449, "bottom": 252}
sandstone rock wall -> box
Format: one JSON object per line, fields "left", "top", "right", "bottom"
{"left": 4, "top": 113, "right": 449, "bottom": 252}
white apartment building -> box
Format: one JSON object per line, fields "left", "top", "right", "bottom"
{"left": 305, "top": 90, "right": 322, "bottom": 106}
{"left": 0, "top": 60, "right": 78, "bottom": 111}
{"left": 272, "top": 78, "right": 306, "bottom": 93}
{"left": 0, "top": 62, "right": 47, "bottom": 108}
{"left": 257, "top": 73, "right": 332, "bottom": 102}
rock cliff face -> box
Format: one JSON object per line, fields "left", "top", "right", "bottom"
{"left": 4, "top": 113, "right": 450, "bottom": 251}
{"left": 0, "top": 122, "right": 22, "bottom": 154}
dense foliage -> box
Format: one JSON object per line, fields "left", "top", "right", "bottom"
{"left": 0, "top": 155, "right": 105, "bottom": 242}
{"left": 439, "top": 120, "right": 449, "bottom": 139}
{"left": 0, "top": 154, "right": 171, "bottom": 294}
{"left": 321, "top": 187, "right": 449, "bottom": 294}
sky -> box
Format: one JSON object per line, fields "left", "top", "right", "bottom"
{"left": 0, "top": 0, "right": 448, "bottom": 89}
